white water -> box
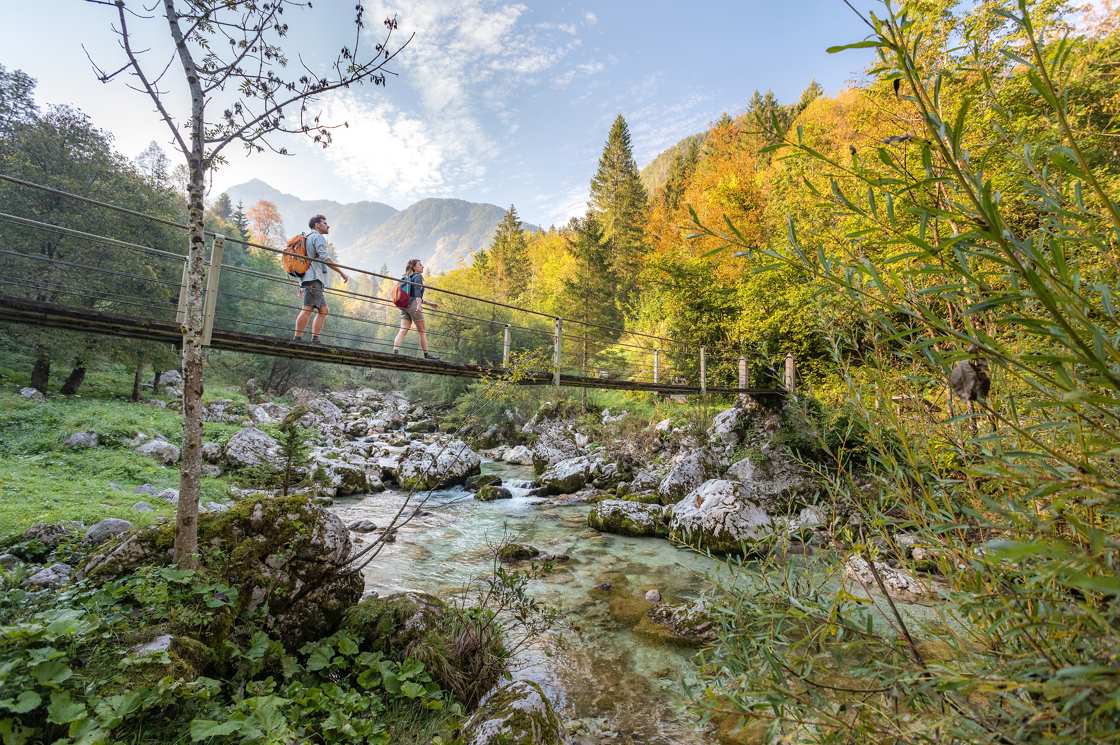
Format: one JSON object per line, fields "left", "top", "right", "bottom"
{"left": 331, "top": 460, "right": 730, "bottom": 744}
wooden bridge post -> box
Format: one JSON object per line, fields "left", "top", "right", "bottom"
{"left": 201, "top": 235, "right": 225, "bottom": 346}
{"left": 502, "top": 324, "right": 511, "bottom": 368}
{"left": 784, "top": 352, "right": 797, "bottom": 394}
{"left": 653, "top": 349, "right": 660, "bottom": 385}
{"left": 553, "top": 318, "right": 562, "bottom": 387}
{"left": 699, "top": 346, "right": 707, "bottom": 395}
{"left": 738, "top": 356, "right": 748, "bottom": 401}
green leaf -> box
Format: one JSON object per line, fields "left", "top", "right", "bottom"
{"left": 401, "top": 681, "right": 426, "bottom": 699}
{"left": 47, "top": 691, "right": 86, "bottom": 725}
{"left": 190, "top": 719, "right": 243, "bottom": 740}
{"left": 826, "top": 40, "right": 884, "bottom": 53}
{"left": 305, "top": 643, "right": 333, "bottom": 672}
{"left": 0, "top": 690, "right": 41, "bottom": 714}
{"left": 33, "top": 660, "right": 73, "bottom": 687}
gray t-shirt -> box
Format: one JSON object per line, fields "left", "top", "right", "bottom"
{"left": 300, "top": 231, "right": 331, "bottom": 287}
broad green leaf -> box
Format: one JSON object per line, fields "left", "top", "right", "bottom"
{"left": 47, "top": 691, "right": 86, "bottom": 725}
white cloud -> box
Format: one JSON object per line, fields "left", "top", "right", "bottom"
{"left": 539, "top": 182, "right": 589, "bottom": 227}
{"left": 583, "top": 11, "right": 598, "bottom": 25}
{"left": 362, "top": 0, "right": 583, "bottom": 196}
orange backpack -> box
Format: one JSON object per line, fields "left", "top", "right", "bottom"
{"left": 282, "top": 233, "right": 312, "bottom": 278}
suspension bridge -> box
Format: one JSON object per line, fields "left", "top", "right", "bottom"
{"left": 0, "top": 174, "right": 791, "bottom": 400}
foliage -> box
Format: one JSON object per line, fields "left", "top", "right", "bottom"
{"left": 689, "top": 1, "right": 1120, "bottom": 742}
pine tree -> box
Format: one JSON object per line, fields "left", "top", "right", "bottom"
{"left": 588, "top": 115, "right": 648, "bottom": 309}
{"left": 231, "top": 200, "right": 251, "bottom": 242}
{"left": 213, "top": 192, "right": 233, "bottom": 220}
{"left": 486, "top": 205, "right": 530, "bottom": 301}
{"left": 561, "top": 215, "right": 622, "bottom": 347}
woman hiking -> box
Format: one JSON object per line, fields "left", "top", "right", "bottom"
{"left": 392, "top": 258, "right": 440, "bottom": 360}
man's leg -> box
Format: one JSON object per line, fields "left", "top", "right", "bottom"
{"left": 294, "top": 306, "right": 313, "bottom": 339}
{"left": 311, "top": 305, "right": 328, "bottom": 341}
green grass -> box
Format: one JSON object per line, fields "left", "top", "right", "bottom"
{"left": 0, "top": 372, "right": 248, "bottom": 538}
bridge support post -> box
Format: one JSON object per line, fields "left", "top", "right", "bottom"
{"left": 553, "top": 318, "right": 562, "bottom": 387}
{"left": 201, "top": 236, "right": 224, "bottom": 346}
{"left": 699, "top": 346, "right": 707, "bottom": 395}
{"left": 653, "top": 349, "right": 660, "bottom": 386}
{"left": 784, "top": 352, "right": 797, "bottom": 395}
{"left": 502, "top": 324, "right": 511, "bottom": 368}
{"left": 738, "top": 356, "right": 748, "bottom": 401}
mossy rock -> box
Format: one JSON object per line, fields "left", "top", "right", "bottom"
{"left": 621, "top": 491, "right": 662, "bottom": 505}
{"left": 497, "top": 543, "right": 540, "bottom": 562}
{"left": 587, "top": 499, "right": 669, "bottom": 538}
{"left": 476, "top": 484, "right": 513, "bottom": 502}
{"left": 459, "top": 680, "right": 564, "bottom": 745}
{"left": 343, "top": 592, "right": 507, "bottom": 709}
{"left": 465, "top": 473, "right": 502, "bottom": 490}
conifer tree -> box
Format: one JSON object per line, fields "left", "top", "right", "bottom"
{"left": 231, "top": 200, "right": 251, "bottom": 243}
{"left": 486, "top": 205, "right": 530, "bottom": 301}
{"left": 213, "top": 192, "right": 233, "bottom": 220}
{"left": 588, "top": 115, "right": 648, "bottom": 308}
{"left": 561, "top": 215, "right": 621, "bottom": 346}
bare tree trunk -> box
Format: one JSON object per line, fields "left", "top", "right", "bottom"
{"left": 169, "top": 0, "right": 207, "bottom": 569}
{"left": 30, "top": 345, "right": 50, "bottom": 394}
{"left": 131, "top": 363, "right": 143, "bottom": 402}
{"left": 152, "top": 367, "right": 162, "bottom": 395}
{"left": 60, "top": 357, "right": 86, "bottom": 396}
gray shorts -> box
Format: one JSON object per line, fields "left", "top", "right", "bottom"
{"left": 399, "top": 298, "right": 423, "bottom": 323}
{"left": 301, "top": 280, "right": 326, "bottom": 310}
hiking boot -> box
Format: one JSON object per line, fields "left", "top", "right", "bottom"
{"left": 291, "top": 334, "right": 305, "bottom": 343}
{"left": 310, "top": 336, "right": 322, "bottom": 345}
{"left": 392, "top": 348, "right": 400, "bottom": 355}
{"left": 423, "top": 352, "right": 441, "bottom": 361}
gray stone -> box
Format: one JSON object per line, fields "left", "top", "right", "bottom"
{"left": 0, "top": 553, "right": 21, "bottom": 570}
{"left": 132, "top": 501, "right": 155, "bottom": 513}
{"left": 460, "top": 680, "right": 564, "bottom": 745}
{"left": 654, "top": 418, "right": 672, "bottom": 432}
{"left": 23, "top": 563, "right": 71, "bottom": 589}
{"left": 348, "top": 519, "right": 378, "bottom": 533}
{"left": 398, "top": 439, "right": 481, "bottom": 490}
{"left": 502, "top": 445, "right": 534, "bottom": 465}
{"left": 202, "top": 464, "right": 223, "bottom": 478}
{"left": 83, "top": 518, "right": 132, "bottom": 546}
{"left": 539, "top": 455, "right": 602, "bottom": 495}
{"left": 135, "top": 484, "right": 157, "bottom": 495}
{"left": 709, "top": 405, "right": 747, "bottom": 446}
{"left": 224, "top": 427, "right": 281, "bottom": 470}
{"left": 587, "top": 500, "right": 669, "bottom": 538}
{"left": 64, "top": 431, "right": 98, "bottom": 449}
{"left": 131, "top": 634, "right": 173, "bottom": 655}
{"left": 644, "top": 589, "right": 662, "bottom": 603}
{"left": 19, "top": 387, "right": 45, "bottom": 402}
{"left": 658, "top": 449, "right": 716, "bottom": 502}
{"left": 201, "top": 441, "right": 223, "bottom": 463}
{"left": 201, "top": 501, "right": 231, "bottom": 513}
{"left": 157, "top": 488, "right": 180, "bottom": 504}
{"left": 669, "top": 479, "right": 773, "bottom": 554}
{"left": 136, "top": 438, "right": 180, "bottom": 466}
{"left": 158, "top": 369, "right": 183, "bottom": 388}
{"left": 843, "top": 555, "right": 934, "bottom": 602}
{"left": 476, "top": 485, "right": 513, "bottom": 501}
{"left": 250, "top": 402, "right": 290, "bottom": 425}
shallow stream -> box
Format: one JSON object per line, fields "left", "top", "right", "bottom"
{"left": 331, "top": 460, "right": 729, "bottom": 744}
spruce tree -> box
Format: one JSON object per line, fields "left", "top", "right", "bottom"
{"left": 561, "top": 215, "right": 622, "bottom": 347}
{"left": 486, "top": 205, "right": 530, "bottom": 301}
{"left": 231, "top": 200, "right": 251, "bottom": 242}
{"left": 213, "top": 192, "right": 233, "bottom": 220}
{"left": 588, "top": 115, "right": 648, "bottom": 309}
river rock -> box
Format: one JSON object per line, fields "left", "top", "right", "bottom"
{"left": 843, "top": 555, "right": 934, "bottom": 602}
{"left": 348, "top": 519, "right": 378, "bottom": 533}
{"left": 502, "top": 445, "right": 534, "bottom": 465}
{"left": 136, "top": 437, "right": 180, "bottom": 466}
{"left": 539, "top": 455, "right": 602, "bottom": 495}
{"left": 19, "top": 387, "right": 46, "bottom": 402}
{"left": 300, "top": 397, "right": 344, "bottom": 432}
{"left": 709, "top": 405, "right": 748, "bottom": 446}
{"left": 397, "top": 439, "right": 481, "bottom": 490}
{"left": 587, "top": 499, "right": 669, "bottom": 538}
{"left": 311, "top": 455, "right": 373, "bottom": 496}
{"left": 657, "top": 449, "right": 717, "bottom": 503}
{"left": 224, "top": 427, "right": 281, "bottom": 470}
{"left": 669, "top": 479, "right": 773, "bottom": 554}
{"left": 465, "top": 473, "right": 502, "bottom": 490}
{"left": 644, "top": 589, "right": 661, "bottom": 603}
{"left": 635, "top": 601, "right": 716, "bottom": 646}
{"left": 81, "top": 495, "right": 360, "bottom": 648}
{"left": 460, "top": 680, "right": 564, "bottom": 745}
{"left": 64, "top": 431, "right": 98, "bottom": 449}
{"left": 725, "top": 450, "right": 817, "bottom": 510}
{"left": 83, "top": 518, "right": 132, "bottom": 546}
{"left": 476, "top": 485, "right": 513, "bottom": 501}
{"left": 24, "top": 563, "right": 71, "bottom": 589}
{"left": 498, "top": 543, "right": 540, "bottom": 561}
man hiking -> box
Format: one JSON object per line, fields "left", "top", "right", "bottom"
{"left": 292, "top": 214, "right": 348, "bottom": 344}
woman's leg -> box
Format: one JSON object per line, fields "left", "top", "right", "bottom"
{"left": 414, "top": 316, "right": 429, "bottom": 353}
{"left": 393, "top": 318, "right": 412, "bottom": 351}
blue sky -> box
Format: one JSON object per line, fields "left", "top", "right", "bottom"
{"left": 1, "top": 1, "right": 876, "bottom": 227}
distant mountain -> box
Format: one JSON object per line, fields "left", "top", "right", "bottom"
{"left": 639, "top": 131, "right": 708, "bottom": 195}
{"left": 223, "top": 179, "right": 536, "bottom": 274}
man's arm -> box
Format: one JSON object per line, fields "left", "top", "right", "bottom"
{"left": 325, "top": 257, "right": 349, "bottom": 284}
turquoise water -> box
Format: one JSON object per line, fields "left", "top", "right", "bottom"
{"left": 331, "top": 460, "right": 727, "bottom": 744}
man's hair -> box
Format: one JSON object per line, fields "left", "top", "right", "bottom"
{"left": 309, "top": 214, "right": 326, "bottom": 229}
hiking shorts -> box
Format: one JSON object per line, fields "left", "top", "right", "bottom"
{"left": 399, "top": 298, "right": 424, "bottom": 323}
{"left": 301, "top": 280, "right": 326, "bottom": 310}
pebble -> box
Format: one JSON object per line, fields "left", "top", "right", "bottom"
{"left": 644, "top": 589, "right": 662, "bottom": 603}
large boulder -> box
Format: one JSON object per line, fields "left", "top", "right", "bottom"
{"left": 81, "top": 495, "right": 360, "bottom": 648}
{"left": 502, "top": 445, "right": 534, "bottom": 466}
{"left": 300, "top": 397, "right": 344, "bottom": 432}
{"left": 397, "top": 439, "right": 481, "bottom": 491}
{"left": 657, "top": 449, "right": 717, "bottom": 504}
{"left": 709, "top": 405, "right": 748, "bottom": 446}
{"left": 202, "top": 399, "right": 246, "bottom": 423}
{"left": 310, "top": 453, "right": 378, "bottom": 496}
{"left": 460, "top": 680, "right": 564, "bottom": 745}
{"left": 343, "top": 592, "right": 505, "bottom": 708}
{"left": 538, "top": 455, "right": 601, "bottom": 495}
{"left": 23, "top": 563, "right": 72, "bottom": 589}
{"left": 136, "top": 437, "right": 180, "bottom": 466}
{"left": 224, "top": 427, "right": 281, "bottom": 470}
{"left": 725, "top": 450, "right": 818, "bottom": 510}
{"left": 588, "top": 499, "right": 670, "bottom": 538}
{"left": 529, "top": 420, "right": 583, "bottom": 471}
{"left": 19, "top": 387, "right": 46, "bottom": 402}
{"left": 1, "top": 522, "right": 82, "bottom": 562}
{"left": 250, "top": 402, "right": 290, "bottom": 425}
{"left": 158, "top": 370, "right": 183, "bottom": 396}
{"left": 669, "top": 479, "right": 773, "bottom": 555}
